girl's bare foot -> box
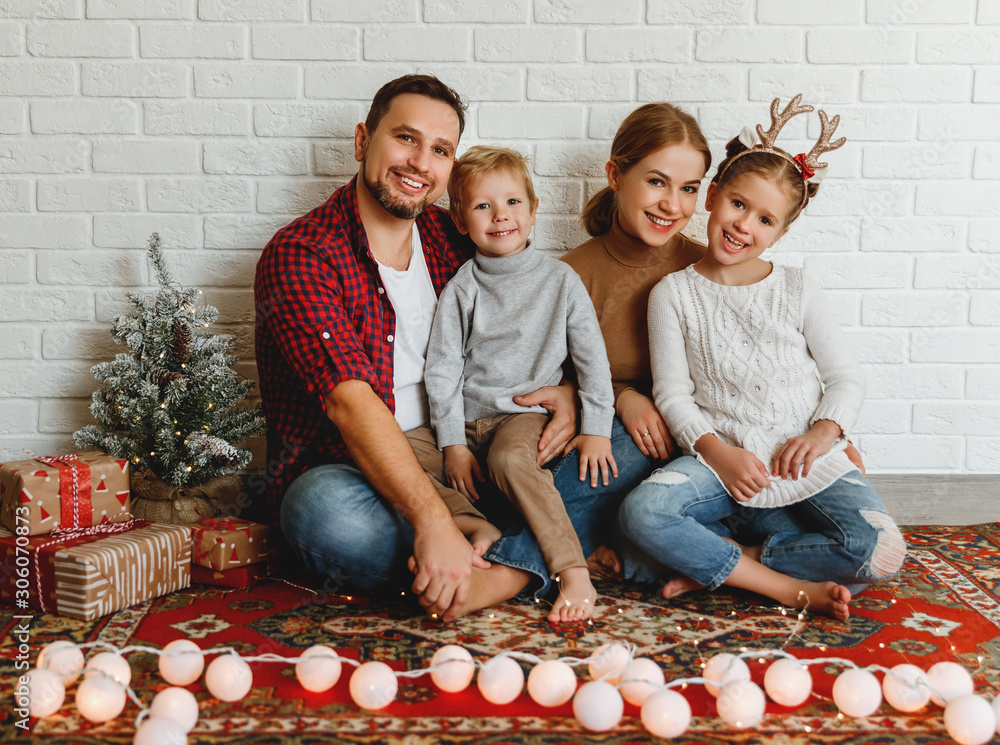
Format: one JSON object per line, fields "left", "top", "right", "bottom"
{"left": 587, "top": 544, "right": 623, "bottom": 580}
{"left": 791, "top": 581, "right": 852, "bottom": 622}
{"left": 548, "top": 566, "right": 597, "bottom": 623}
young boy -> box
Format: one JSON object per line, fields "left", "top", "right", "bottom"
{"left": 417, "top": 145, "right": 616, "bottom": 622}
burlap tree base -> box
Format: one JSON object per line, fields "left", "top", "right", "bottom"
{"left": 129, "top": 470, "right": 245, "bottom": 524}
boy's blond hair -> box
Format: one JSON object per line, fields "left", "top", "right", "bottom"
{"left": 447, "top": 145, "right": 537, "bottom": 221}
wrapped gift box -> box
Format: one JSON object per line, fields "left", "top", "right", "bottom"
{"left": 186, "top": 517, "right": 269, "bottom": 571}
{"left": 0, "top": 520, "right": 191, "bottom": 621}
{"left": 0, "top": 453, "right": 131, "bottom": 536}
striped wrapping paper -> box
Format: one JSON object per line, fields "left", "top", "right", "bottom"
{"left": 0, "top": 522, "right": 191, "bottom": 621}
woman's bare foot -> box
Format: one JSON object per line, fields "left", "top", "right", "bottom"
{"left": 587, "top": 544, "right": 623, "bottom": 580}
{"left": 548, "top": 566, "right": 597, "bottom": 623}
{"left": 660, "top": 573, "right": 703, "bottom": 599}
{"left": 453, "top": 516, "right": 502, "bottom": 558}
{"left": 660, "top": 538, "right": 759, "bottom": 599}
{"left": 790, "top": 581, "right": 852, "bottom": 622}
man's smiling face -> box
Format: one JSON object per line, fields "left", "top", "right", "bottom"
{"left": 356, "top": 93, "right": 461, "bottom": 220}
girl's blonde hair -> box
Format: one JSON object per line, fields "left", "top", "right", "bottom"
{"left": 448, "top": 145, "right": 536, "bottom": 220}
{"left": 582, "top": 103, "right": 711, "bottom": 237}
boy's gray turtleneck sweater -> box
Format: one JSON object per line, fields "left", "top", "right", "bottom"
{"left": 425, "top": 244, "right": 614, "bottom": 449}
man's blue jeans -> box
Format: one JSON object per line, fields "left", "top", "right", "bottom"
{"left": 617, "top": 455, "right": 907, "bottom": 594}
{"left": 279, "top": 416, "right": 654, "bottom": 598}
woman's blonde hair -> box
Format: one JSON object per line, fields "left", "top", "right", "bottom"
{"left": 582, "top": 103, "right": 711, "bottom": 237}
{"left": 448, "top": 145, "right": 536, "bottom": 220}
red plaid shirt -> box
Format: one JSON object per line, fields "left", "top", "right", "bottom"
{"left": 253, "top": 176, "right": 470, "bottom": 522}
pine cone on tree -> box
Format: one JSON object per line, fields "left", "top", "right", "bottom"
{"left": 148, "top": 366, "right": 184, "bottom": 388}
{"left": 173, "top": 318, "right": 194, "bottom": 363}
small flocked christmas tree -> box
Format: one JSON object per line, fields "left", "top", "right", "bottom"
{"left": 75, "top": 233, "right": 265, "bottom": 488}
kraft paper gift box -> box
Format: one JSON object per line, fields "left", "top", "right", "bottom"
{"left": 0, "top": 520, "right": 191, "bottom": 621}
{"left": 186, "top": 517, "right": 270, "bottom": 571}
{"left": 0, "top": 453, "right": 131, "bottom": 537}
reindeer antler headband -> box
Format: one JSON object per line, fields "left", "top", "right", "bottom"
{"left": 719, "top": 94, "right": 846, "bottom": 206}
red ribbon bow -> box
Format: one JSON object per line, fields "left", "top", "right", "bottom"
{"left": 793, "top": 153, "right": 814, "bottom": 181}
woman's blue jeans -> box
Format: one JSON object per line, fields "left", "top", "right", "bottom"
{"left": 617, "top": 455, "right": 907, "bottom": 595}
{"left": 279, "top": 416, "right": 654, "bottom": 598}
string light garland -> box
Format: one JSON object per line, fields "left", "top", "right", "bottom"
{"left": 21, "top": 634, "right": 998, "bottom": 745}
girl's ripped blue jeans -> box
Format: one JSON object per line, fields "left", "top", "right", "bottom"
{"left": 617, "top": 455, "right": 907, "bottom": 595}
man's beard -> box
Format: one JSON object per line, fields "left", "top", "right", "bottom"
{"left": 362, "top": 161, "right": 434, "bottom": 220}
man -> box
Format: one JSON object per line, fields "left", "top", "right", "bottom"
{"left": 254, "top": 75, "right": 575, "bottom": 620}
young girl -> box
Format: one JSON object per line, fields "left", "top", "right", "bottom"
{"left": 618, "top": 96, "right": 907, "bottom": 620}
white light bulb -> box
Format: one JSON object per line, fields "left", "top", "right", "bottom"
{"left": 430, "top": 645, "right": 475, "bottom": 693}
{"left": 205, "top": 656, "right": 252, "bottom": 703}
{"left": 641, "top": 688, "right": 691, "bottom": 739}
{"left": 86, "top": 652, "right": 132, "bottom": 687}
{"left": 619, "top": 658, "right": 666, "bottom": 707}
{"left": 295, "top": 645, "right": 343, "bottom": 693}
{"left": 717, "top": 680, "right": 766, "bottom": 728}
{"left": 149, "top": 687, "right": 199, "bottom": 733}
{"left": 702, "top": 653, "right": 750, "bottom": 697}
{"left": 24, "top": 668, "right": 65, "bottom": 718}
{"left": 133, "top": 716, "right": 189, "bottom": 745}
{"left": 477, "top": 655, "right": 524, "bottom": 705}
{"left": 944, "top": 694, "right": 996, "bottom": 745}
{"left": 349, "top": 661, "right": 398, "bottom": 710}
{"left": 526, "top": 660, "right": 577, "bottom": 708}
{"left": 572, "top": 680, "right": 624, "bottom": 732}
{"left": 76, "top": 671, "right": 127, "bottom": 723}
{"left": 158, "top": 640, "right": 205, "bottom": 687}
{"left": 832, "top": 668, "right": 882, "bottom": 718}
{"left": 763, "top": 658, "right": 812, "bottom": 708}
{"left": 927, "top": 661, "right": 974, "bottom": 707}
{"left": 37, "top": 641, "right": 84, "bottom": 686}
{"left": 587, "top": 643, "right": 630, "bottom": 684}
{"left": 882, "top": 663, "right": 930, "bottom": 712}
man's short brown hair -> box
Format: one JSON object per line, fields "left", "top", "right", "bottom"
{"left": 365, "top": 74, "right": 467, "bottom": 137}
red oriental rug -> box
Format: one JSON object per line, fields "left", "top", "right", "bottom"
{"left": 2, "top": 523, "right": 999, "bottom": 744}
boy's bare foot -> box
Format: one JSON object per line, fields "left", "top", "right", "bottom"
{"left": 790, "top": 581, "right": 852, "bottom": 622}
{"left": 453, "top": 516, "right": 502, "bottom": 557}
{"left": 548, "top": 565, "right": 597, "bottom": 623}
{"left": 586, "top": 544, "right": 623, "bottom": 580}
{"left": 469, "top": 523, "right": 501, "bottom": 557}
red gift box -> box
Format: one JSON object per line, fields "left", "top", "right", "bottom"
{"left": 0, "top": 453, "right": 131, "bottom": 536}
{"left": 191, "top": 562, "right": 268, "bottom": 588}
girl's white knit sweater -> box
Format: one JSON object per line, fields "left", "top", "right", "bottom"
{"left": 648, "top": 264, "right": 865, "bottom": 508}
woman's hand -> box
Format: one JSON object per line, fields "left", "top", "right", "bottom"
{"left": 514, "top": 382, "right": 578, "bottom": 466}
{"left": 617, "top": 389, "right": 674, "bottom": 460}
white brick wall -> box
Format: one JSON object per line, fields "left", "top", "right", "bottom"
{"left": 0, "top": 1, "right": 997, "bottom": 477}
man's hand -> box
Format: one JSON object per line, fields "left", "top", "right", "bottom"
{"left": 772, "top": 419, "right": 841, "bottom": 480}
{"left": 696, "top": 434, "right": 770, "bottom": 503}
{"left": 565, "top": 434, "right": 618, "bottom": 487}
{"left": 617, "top": 389, "right": 674, "bottom": 461}
{"left": 443, "top": 444, "right": 484, "bottom": 501}
{"left": 513, "top": 381, "right": 578, "bottom": 466}
{"left": 410, "top": 517, "right": 489, "bottom": 621}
